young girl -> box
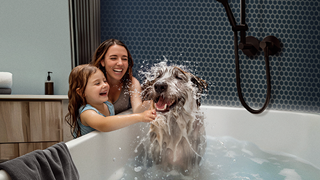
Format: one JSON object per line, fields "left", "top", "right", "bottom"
{"left": 65, "top": 64, "right": 156, "bottom": 138}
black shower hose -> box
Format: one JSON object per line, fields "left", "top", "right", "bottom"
{"left": 233, "top": 31, "right": 271, "bottom": 114}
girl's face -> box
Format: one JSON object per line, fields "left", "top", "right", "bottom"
{"left": 83, "top": 69, "right": 110, "bottom": 105}
{"left": 101, "top": 44, "right": 129, "bottom": 83}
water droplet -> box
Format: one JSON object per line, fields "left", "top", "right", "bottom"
{"left": 119, "top": 147, "right": 122, "bottom": 150}
{"left": 113, "top": 158, "right": 116, "bottom": 162}
{"left": 134, "top": 177, "right": 138, "bottom": 180}
{"left": 134, "top": 166, "right": 142, "bottom": 172}
{"left": 137, "top": 136, "right": 140, "bottom": 139}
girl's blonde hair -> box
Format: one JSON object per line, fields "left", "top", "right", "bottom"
{"left": 65, "top": 64, "right": 99, "bottom": 138}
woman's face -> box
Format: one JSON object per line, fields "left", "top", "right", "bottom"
{"left": 101, "top": 44, "right": 129, "bottom": 83}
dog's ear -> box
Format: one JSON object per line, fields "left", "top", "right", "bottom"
{"left": 190, "top": 74, "right": 208, "bottom": 107}
{"left": 141, "top": 81, "right": 150, "bottom": 102}
{"left": 190, "top": 75, "right": 208, "bottom": 93}
{"left": 173, "top": 66, "right": 208, "bottom": 106}
{"left": 141, "top": 79, "right": 156, "bottom": 102}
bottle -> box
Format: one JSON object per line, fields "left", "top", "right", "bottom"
{"left": 45, "top": 71, "right": 54, "bottom": 95}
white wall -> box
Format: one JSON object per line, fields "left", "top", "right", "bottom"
{"left": 0, "top": 1, "right": 71, "bottom": 95}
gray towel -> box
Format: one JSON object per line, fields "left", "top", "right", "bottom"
{"left": 0, "top": 142, "right": 79, "bottom": 180}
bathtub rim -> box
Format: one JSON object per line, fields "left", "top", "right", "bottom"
{"left": 200, "top": 105, "right": 320, "bottom": 117}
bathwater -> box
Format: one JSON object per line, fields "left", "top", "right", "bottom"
{"left": 109, "top": 136, "right": 320, "bottom": 180}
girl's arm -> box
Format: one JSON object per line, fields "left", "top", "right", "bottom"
{"left": 129, "top": 77, "right": 153, "bottom": 113}
{"left": 80, "top": 109, "right": 156, "bottom": 132}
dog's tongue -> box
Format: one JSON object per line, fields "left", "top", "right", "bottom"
{"left": 156, "top": 96, "right": 169, "bottom": 110}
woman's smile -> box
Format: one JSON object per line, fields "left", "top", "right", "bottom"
{"left": 101, "top": 44, "right": 129, "bottom": 82}
{"left": 113, "top": 68, "right": 123, "bottom": 75}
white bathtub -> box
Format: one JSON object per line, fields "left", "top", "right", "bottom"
{"left": 0, "top": 106, "right": 319, "bottom": 179}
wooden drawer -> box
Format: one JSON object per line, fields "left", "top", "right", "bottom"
{"left": 0, "top": 100, "right": 63, "bottom": 161}
{"left": 0, "top": 142, "right": 57, "bottom": 161}
{"left": 0, "top": 101, "right": 62, "bottom": 143}
{"left": 0, "top": 144, "right": 19, "bottom": 162}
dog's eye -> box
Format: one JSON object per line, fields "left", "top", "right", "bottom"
{"left": 175, "top": 73, "right": 186, "bottom": 81}
{"left": 173, "top": 68, "right": 187, "bottom": 81}
{"left": 175, "top": 75, "right": 183, "bottom": 80}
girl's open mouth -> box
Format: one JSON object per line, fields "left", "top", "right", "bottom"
{"left": 100, "top": 92, "right": 108, "bottom": 96}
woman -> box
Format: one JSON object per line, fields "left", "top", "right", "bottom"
{"left": 91, "top": 39, "right": 152, "bottom": 114}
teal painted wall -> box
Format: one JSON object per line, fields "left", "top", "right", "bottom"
{"left": 0, "top": 1, "right": 71, "bottom": 95}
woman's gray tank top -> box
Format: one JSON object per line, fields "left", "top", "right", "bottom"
{"left": 113, "top": 85, "right": 131, "bottom": 114}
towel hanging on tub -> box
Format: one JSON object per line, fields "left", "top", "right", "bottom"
{"left": 0, "top": 142, "right": 79, "bottom": 180}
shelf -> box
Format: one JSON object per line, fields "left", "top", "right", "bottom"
{"left": 0, "top": 95, "right": 68, "bottom": 100}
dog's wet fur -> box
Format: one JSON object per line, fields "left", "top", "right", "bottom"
{"left": 141, "top": 63, "right": 208, "bottom": 175}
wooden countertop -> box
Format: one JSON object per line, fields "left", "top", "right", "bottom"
{"left": 0, "top": 95, "right": 68, "bottom": 100}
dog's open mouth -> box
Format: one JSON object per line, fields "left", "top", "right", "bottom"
{"left": 155, "top": 95, "right": 175, "bottom": 112}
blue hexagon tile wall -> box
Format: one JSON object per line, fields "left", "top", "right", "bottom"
{"left": 101, "top": 0, "right": 320, "bottom": 113}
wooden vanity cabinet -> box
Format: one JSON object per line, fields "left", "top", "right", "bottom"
{"left": 0, "top": 95, "right": 68, "bottom": 161}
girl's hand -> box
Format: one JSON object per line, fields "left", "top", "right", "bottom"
{"left": 140, "top": 109, "right": 156, "bottom": 123}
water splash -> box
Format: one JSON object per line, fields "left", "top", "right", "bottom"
{"left": 139, "top": 56, "right": 191, "bottom": 84}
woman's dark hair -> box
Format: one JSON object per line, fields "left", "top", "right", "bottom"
{"left": 91, "top": 39, "right": 133, "bottom": 84}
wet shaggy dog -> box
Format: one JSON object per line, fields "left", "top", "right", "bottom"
{"left": 141, "top": 64, "right": 208, "bottom": 174}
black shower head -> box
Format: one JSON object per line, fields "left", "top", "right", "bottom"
{"left": 215, "top": 0, "right": 236, "bottom": 29}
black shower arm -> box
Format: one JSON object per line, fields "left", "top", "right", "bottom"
{"left": 216, "top": 0, "right": 248, "bottom": 44}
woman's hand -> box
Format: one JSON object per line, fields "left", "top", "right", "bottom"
{"left": 140, "top": 109, "right": 156, "bottom": 123}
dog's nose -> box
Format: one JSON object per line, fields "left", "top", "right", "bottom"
{"left": 154, "top": 82, "right": 168, "bottom": 93}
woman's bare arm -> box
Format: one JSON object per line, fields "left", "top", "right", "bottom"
{"left": 129, "top": 77, "right": 153, "bottom": 113}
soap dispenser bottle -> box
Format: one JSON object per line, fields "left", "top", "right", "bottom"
{"left": 45, "top": 71, "right": 54, "bottom": 95}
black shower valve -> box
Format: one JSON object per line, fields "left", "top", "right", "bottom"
{"left": 239, "top": 35, "right": 281, "bottom": 57}
{"left": 239, "top": 36, "right": 260, "bottom": 57}
{"left": 260, "top": 36, "right": 281, "bottom": 55}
